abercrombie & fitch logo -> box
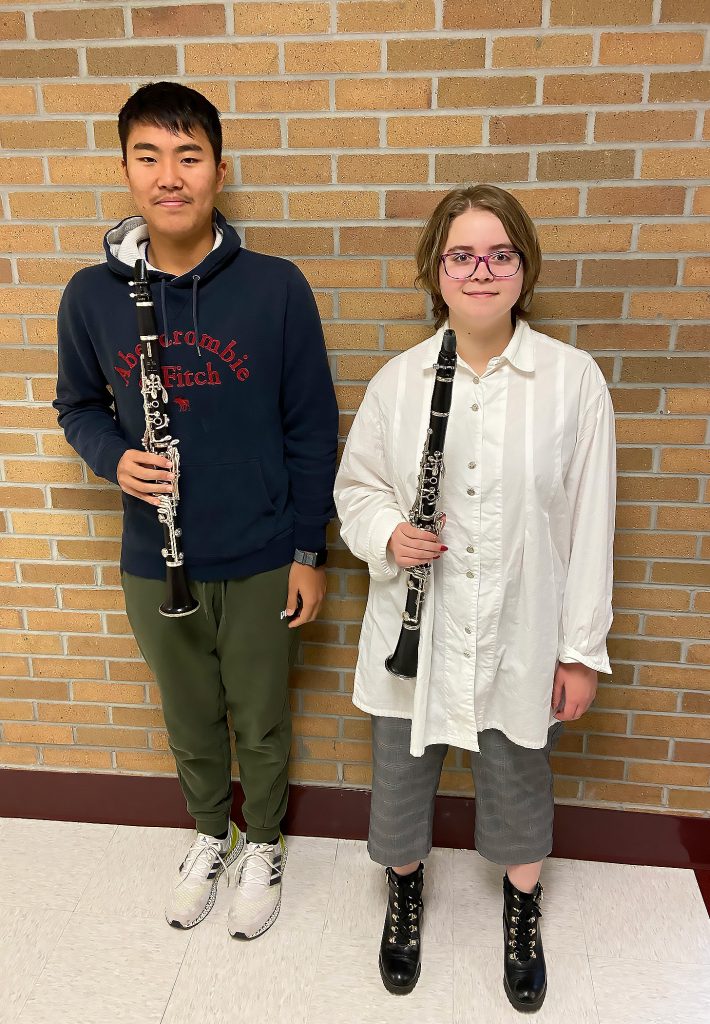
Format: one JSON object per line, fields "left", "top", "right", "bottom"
{"left": 113, "top": 330, "right": 249, "bottom": 387}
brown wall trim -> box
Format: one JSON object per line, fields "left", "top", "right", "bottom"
{"left": 2, "top": 767, "right": 709, "bottom": 876}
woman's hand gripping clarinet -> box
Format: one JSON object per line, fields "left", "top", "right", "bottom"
{"left": 129, "top": 259, "right": 199, "bottom": 617}
{"left": 385, "top": 328, "right": 457, "bottom": 679}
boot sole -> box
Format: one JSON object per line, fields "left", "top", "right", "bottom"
{"left": 503, "top": 976, "right": 547, "bottom": 1014}
{"left": 379, "top": 954, "right": 421, "bottom": 995}
{"left": 166, "top": 832, "right": 245, "bottom": 930}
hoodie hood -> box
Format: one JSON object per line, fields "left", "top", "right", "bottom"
{"left": 103, "top": 207, "right": 241, "bottom": 287}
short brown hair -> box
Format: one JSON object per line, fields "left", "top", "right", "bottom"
{"left": 415, "top": 184, "right": 542, "bottom": 329}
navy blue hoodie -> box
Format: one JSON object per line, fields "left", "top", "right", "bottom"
{"left": 54, "top": 210, "right": 339, "bottom": 582}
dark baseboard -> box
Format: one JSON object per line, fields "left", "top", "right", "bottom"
{"left": 1, "top": 767, "right": 708, "bottom": 911}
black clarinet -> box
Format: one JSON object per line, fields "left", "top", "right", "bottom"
{"left": 385, "top": 328, "right": 457, "bottom": 679}
{"left": 129, "top": 259, "right": 199, "bottom": 618}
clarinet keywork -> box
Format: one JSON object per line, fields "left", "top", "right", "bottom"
{"left": 129, "top": 259, "right": 199, "bottom": 618}
{"left": 385, "top": 328, "right": 457, "bottom": 679}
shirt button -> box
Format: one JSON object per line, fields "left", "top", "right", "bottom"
{"left": 467, "top": 545, "right": 475, "bottom": 553}
{"left": 465, "top": 626, "right": 472, "bottom": 634}
{"left": 473, "top": 375, "right": 480, "bottom": 384}
{"left": 463, "top": 651, "right": 471, "bottom": 658}
{"left": 466, "top": 570, "right": 475, "bottom": 579}
{"left": 467, "top": 488, "right": 476, "bottom": 496}
{"left": 468, "top": 461, "right": 476, "bottom": 469}
{"left": 471, "top": 404, "right": 479, "bottom": 412}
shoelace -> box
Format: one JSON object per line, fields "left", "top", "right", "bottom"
{"left": 388, "top": 879, "right": 422, "bottom": 947}
{"left": 177, "top": 834, "right": 229, "bottom": 890}
{"left": 508, "top": 889, "right": 542, "bottom": 963}
{"left": 233, "top": 843, "right": 279, "bottom": 899}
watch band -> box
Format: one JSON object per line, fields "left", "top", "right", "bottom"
{"left": 294, "top": 548, "right": 327, "bottom": 568}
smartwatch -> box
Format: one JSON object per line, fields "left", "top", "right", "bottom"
{"left": 293, "top": 548, "right": 328, "bottom": 568}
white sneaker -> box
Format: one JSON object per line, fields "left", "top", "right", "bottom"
{"left": 166, "top": 821, "right": 244, "bottom": 929}
{"left": 227, "top": 835, "right": 287, "bottom": 940}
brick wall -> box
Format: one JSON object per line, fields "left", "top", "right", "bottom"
{"left": 0, "top": 0, "right": 708, "bottom": 816}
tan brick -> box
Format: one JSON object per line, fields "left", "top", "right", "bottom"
{"left": 50, "top": 156, "right": 123, "bottom": 185}
{"left": 490, "top": 113, "right": 586, "bottom": 146}
{"left": 115, "top": 750, "right": 174, "bottom": 772}
{"left": 538, "top": 149, "right": 635, "bottom": 181}
{"left": 234, "top": 1, "right": 329, "bottom": 33}
{"left": 587, "top": 186, "right": 685, "bottom": 217}
{"left": 630, "top": 292, "right": 710, "bottom": 320}
{"left": 0, "top": 85, "right": 36, "bottom": 114}
{"left": 42, "top": 747, "right": 112, "bottom": 769}
{"left": 338, "top": 0, "right": 434, "bottom": 32}
{"left": 72, "top": 681, "right": 145, "bottom": 704}
{"left": 216, "top": 191, "right": 284, "bottom": 222}
{"left": 3, "top": 631, "right": 62, "bottom": 655}
{"left": 657, "top": 507, "right": 710, "bottom": 532}
{"left": 340, "top": 226, "right": 421, "bottom": 255}
{"left": 386, "top": 259, "right": 418, "bottom": 288}
{"left": 436, "top": 152, "right": 530, "bottom": 185}
{"left": 0, "top": 745, "right": 38, "bottom": 766}
{"left": 544, "top": 73, "right": 643, "bottom": 105}
{"left": 538, "top": 224, "right": 632, "bottom": 253}
{"left": 9, "top": 191, "right": 96, "bottom": 220}
{"left": 552, "top": 755, "right": 624, "bottom": 780}
{"left": 584, "top": 781, "right": 663, "bottom": 804}
{"left": 221, "top": 118, "right": 281, "bottom": 151}
{"left": 667, "top": 383, "right": 710, "bottom": 412}
{"left": 0, "top": 539, "right": 51, "bottom": 561}
{"left": 108, "top": 661, "right": 153, "bottom": 682}
{"left": 634, "top": 714, "right": 710, "bottom": 740}
{"left": 243, "top": 227, "right": 332, "bottom": 256}
{"left": 35, "top": 8, "right": 123, "bottom": 38}
{"left": 324, "top": 323, "right": 379, "bottom": 349}
{"left": 2, "top": 48, "right": 79, "bottom": 78}
{"left": 61, "top": 586, "right": 124, "bottom": 611}
{"left": 0, "top": 9, "right": 24, "bottom": 39}
{"left": 638, "top": 223, "right": 710, "bottom": 253}
{"left": 594, "top": 110, "right": 695, "bottom": 144}
{"left": 387, "top": 37, "right": 484, "bottom": 72}
{"left": 493, "top": 33, "right": 592, "bottom": 67}
{"left": 616, "top": 417, "right": 705, "bottom": 444}
{"left": 384, "top": 323, "right": 437, "bottom": 351}
{"left": 645, "top": 615, "right": 709, "bottom": 639}
{"left": 608, "top": 635, "right": 683, "bottom": 661}
{"left": 0, "top": 701, "right": 35, "bottom": 721}
{"left": 112, "top": 707, "right": 165, "bottom": 728}
{"left": 531, "top": 291, "right": 623, "bottom": 320}
{"left": 660, "top": 0, "right": 710, "bottom": 20}
{"left": 684, "top": 258, "right": 710, "bottom": 286}
{"left": 37, "top": 701, "right": 108, "bottom": 725}
{"left": 55, "top": 539, "right": 121, "bottom": 562}
{"left": 550, "top": 0, "right": 652, "bottom": 23}
{"left": 288, "top": 117, "right": 379, "bottom": 149}
{"left": 649, "top": 72, "right": 710, "bottom": 103}
{"left": 587, "top": 735, "right": 669, "bottom": 759}
{"left": 339, "top": 153, "right": 428, "bottom": 184}
{"left": 74, "top": 726, "right": 148, "bottom": 748}
{"left": 87, "top": 46, "right": 177, "bottom": 77}
{"left": 0, "top": 225, "right": 54, "bottom": 253}
{"left": 682, "top": 693, "right": 710, "bottom": 715}
{"left": 601, "top": 30, "right": 704, "bottom": 65}
{"left": 668, "top": 789, "right": 710, "bottom": 812}
{"left": 92, "top": 120, "right": 122, "bottom": 151}
{"left": 42, "top": 83, "right": 130, "bottom": 114}
{"left": 339, "top": 291, "right": 425, "bottom": 321}
{"left": 0, "top": 157, "right": 45, "bottom": 186}
{"left": 695, "top": 187, "right": 710, "bottom": 215}
{"left": 17, "top": 259, "right": 94, "bottom": 286}
{"left": 688, "top": 644, "right": 710, "bottom": 665}
{"left": 289, "top": 191, "right": 379, "bottom": 222}
{"left": 0, "top": 655, "right": 30, "bottom": 677}
{"left": 4, "top": 722, "right": 73, "bottom": 744}
{"left": 582, "top": 258, "right": 677, "bottom": 288}
{"left": 49, "top": 487, "right": 121, "bottom": 512}
{"left": 295, "top": 258, "right": 380, "bottom": 288}
{"left": 335, "top": 78, "right": 431, "bottom": 111}
{"left": 290, "top": 761, "right": 339, "bottom": 783}
{"left": 617, "top": 475, "right": 697, "bottom": 501}
{"left": 241, "top": 154, "right": 330, "bottom": 185}
{"left": 659, "top": 448, "right": 710, "bottom": 474}
{"left": 439, "top": 75, "right": 535, "bottom": 108}
{"left": 387, "top": 114, "right": 482, "bottom": 148}
{"left": 285, "top": 40, "right": 380, "bottom": 73}
{"left": 235, "top": 80, "right": 329, "bottom": 113}
{"left": 133, "top": 4, "right": 225, "bottom": 36}
{"left": 642, "top": 148, "right": 710, "bottom": 180}
{"left": 444, "top": 0, "right": 541, "bottom": 28}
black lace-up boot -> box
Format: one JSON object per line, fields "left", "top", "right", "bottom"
{"left": 502, "top": 873, "right": 547, "bottom": 1013}
{"left": 378, "top": 863, "right": 424, "bottom": 995}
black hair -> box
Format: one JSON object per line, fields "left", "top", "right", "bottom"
{"left": 118, "top": 81, "right": 222, "bottom": 164}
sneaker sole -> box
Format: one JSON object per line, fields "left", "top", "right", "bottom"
{"left": 167, "top": 832, "right": 245, "bottom": 930}
{"left": 228, "top": 842, "right": 287, "bottom": 941}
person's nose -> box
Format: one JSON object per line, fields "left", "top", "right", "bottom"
{"left": 156, "top": 160, "right": 184, "bottom": 191}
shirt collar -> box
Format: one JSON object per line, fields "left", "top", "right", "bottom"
{"left": 420, "top": 318, "right": 535, "bottom": 373}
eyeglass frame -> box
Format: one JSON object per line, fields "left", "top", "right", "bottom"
{"left": 440, "top": 249, "right": 523, "bottom": 280}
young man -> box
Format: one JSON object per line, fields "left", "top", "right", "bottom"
{"left": 54, "top": 82, "right": 339, "bottom": 940}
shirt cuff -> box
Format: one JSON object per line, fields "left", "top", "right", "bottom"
{"left": 558, "top": 645, "right": 611, "bottom": 675}
{"left": 367, "top": 507, "right": 407, "bottom": 582}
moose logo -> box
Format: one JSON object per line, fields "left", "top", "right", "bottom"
{"left": 174, "top": 397, "right": 190, "bottom": 413}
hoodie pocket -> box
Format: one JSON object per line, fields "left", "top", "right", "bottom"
{"left": 179, "top": 458, "right": 279, "bottom": 562}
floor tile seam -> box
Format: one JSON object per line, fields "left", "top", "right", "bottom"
{"left": 157, "top": 921, "right": 198, "bottom": 1024}
{"left": 13, "top": 906, "right": 75, "bottom": 1024}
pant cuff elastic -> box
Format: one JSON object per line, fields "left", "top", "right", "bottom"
{"left": 194, "top": 814, "right": 230, "bottom": 838}
{"left": 246, "top": 825, "right": 281, "bottom": 844}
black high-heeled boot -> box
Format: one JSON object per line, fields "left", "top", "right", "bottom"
{"left": 378, "top": 863, "right": 424, "bottom": 995}
{"left": 503, "top": 873, "right": 547, "bottom": 1013}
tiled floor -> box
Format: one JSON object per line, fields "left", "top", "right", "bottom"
{"left": 2, "top": 817, "right": 710, "bottom": 1024}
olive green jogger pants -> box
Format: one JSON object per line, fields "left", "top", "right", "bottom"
{"left": 122, "top": 564, "right": 298, "bottom": 843}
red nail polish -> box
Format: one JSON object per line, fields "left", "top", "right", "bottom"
{"left": 440, "top": 545, "right": 448, "bottom": 551}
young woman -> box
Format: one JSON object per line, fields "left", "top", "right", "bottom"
{"left": 334, "top": 185, "right": 616, "bottom": 1010}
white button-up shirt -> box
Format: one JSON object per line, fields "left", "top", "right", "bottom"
{"left": 334, "top": 319, "right": 616, "bottom": 756}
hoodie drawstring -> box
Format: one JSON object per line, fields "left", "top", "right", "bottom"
{"left": 192, "top": 275, "right": 202, "bottom": 358}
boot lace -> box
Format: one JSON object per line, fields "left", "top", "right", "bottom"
{"left": 388, "top": 872, "right": 422, "bottom": 947}
{"left": 508, "top": 886, "right": 543, "bottom": 963}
